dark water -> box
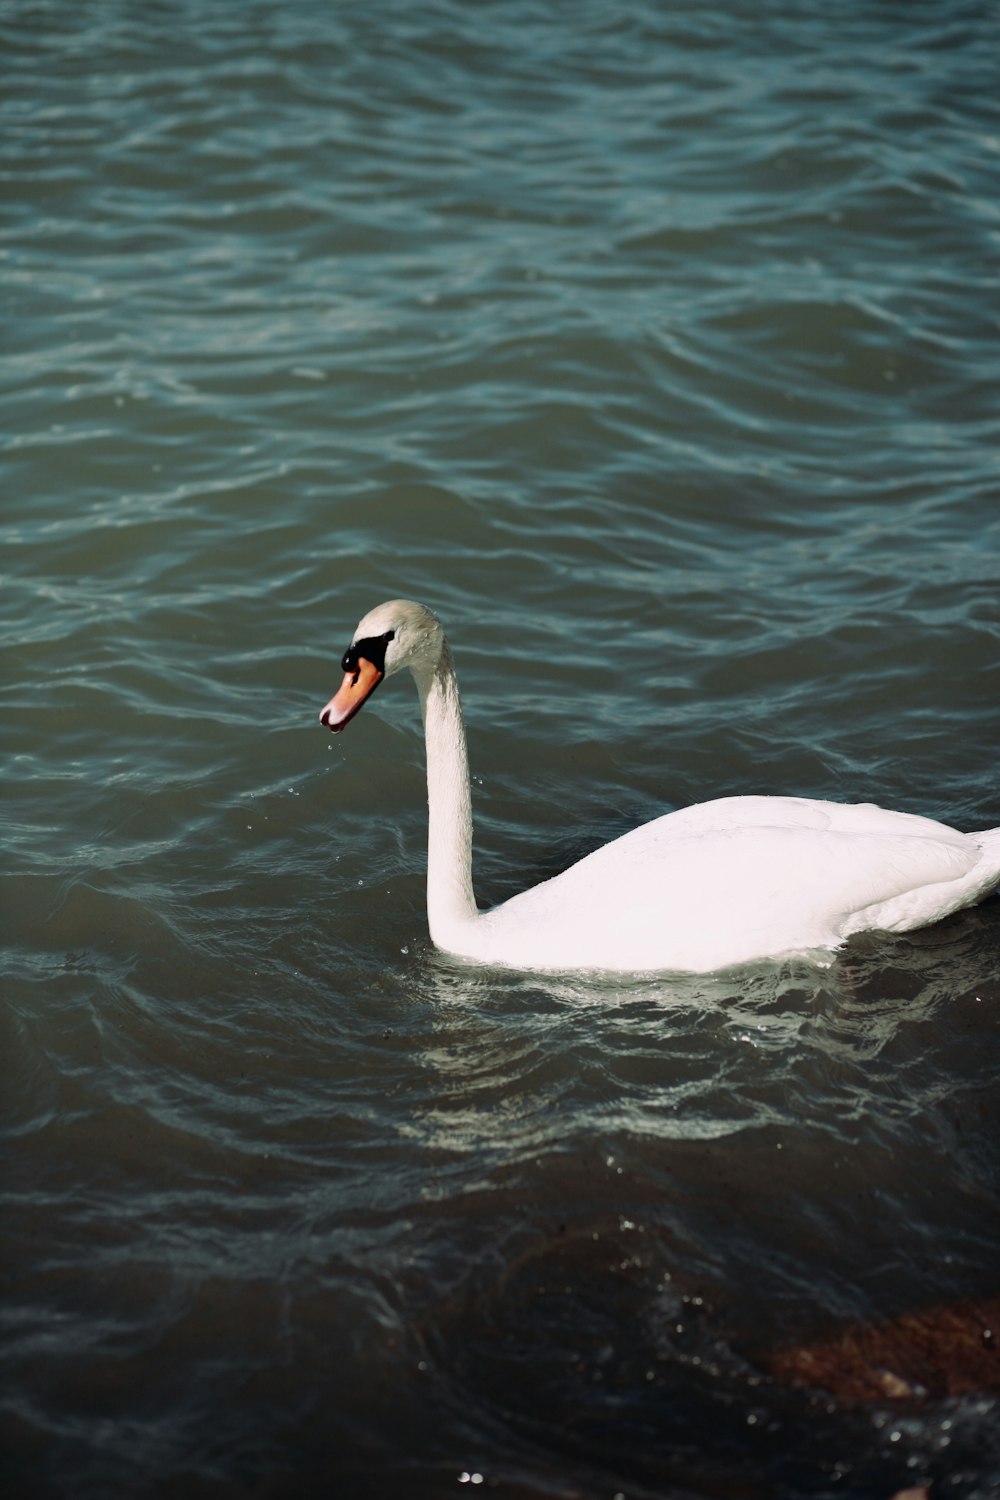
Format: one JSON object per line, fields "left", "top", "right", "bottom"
{"left": 3, "top": 1, "right": 1000, "bottom": 1496}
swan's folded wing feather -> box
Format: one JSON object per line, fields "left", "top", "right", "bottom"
{"left": 628, "top": 822, "right": 979, "bottom": 924}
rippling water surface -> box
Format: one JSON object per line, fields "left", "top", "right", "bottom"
{"left": 3, "top": 1, "right": 1000, "bottom": 1496}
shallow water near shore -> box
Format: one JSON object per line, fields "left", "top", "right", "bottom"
{"left": 3, "top": 1, "right": 1000, "bottom": 1496}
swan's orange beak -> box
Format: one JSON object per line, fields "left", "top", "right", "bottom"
{"left": 319, "top": 656, "right": 383, "bottom": 733}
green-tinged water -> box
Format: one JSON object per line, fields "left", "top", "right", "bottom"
{"left": 3, "top": 1, "right": 1000, "bottom": 1495}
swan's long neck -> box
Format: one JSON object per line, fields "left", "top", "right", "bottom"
{"left": 413, "top": 641, "right": 479, "bottom": 948}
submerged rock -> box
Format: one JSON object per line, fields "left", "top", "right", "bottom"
{"left": 768, "top": 1295, "right": 999, "bottom": 1403}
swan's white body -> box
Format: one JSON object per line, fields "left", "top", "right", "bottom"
{"left": 320, "top": 601, "right": 1000, "bottom": 975}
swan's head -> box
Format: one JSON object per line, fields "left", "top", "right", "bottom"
{"left": 319, "top": 599, "right": 444, "bottom": 732}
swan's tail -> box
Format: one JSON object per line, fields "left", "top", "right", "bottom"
{"left": 973, "top": 825, "right": 1000, "bottom": 886}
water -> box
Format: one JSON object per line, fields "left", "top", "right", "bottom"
{"left": 3, "top": 0, "right": 1000, "bottom": 1494}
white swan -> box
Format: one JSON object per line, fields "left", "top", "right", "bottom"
{"left": 319, "top": 600, "right": 1000, "bottom": 974}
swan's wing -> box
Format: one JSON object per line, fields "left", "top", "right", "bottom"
{"left": 587, "top": 818, "right": 980, "bottom": 927}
